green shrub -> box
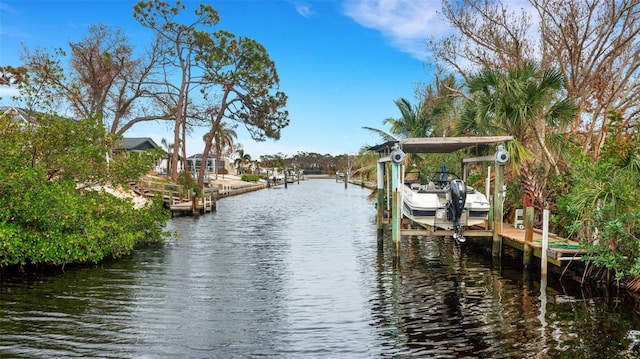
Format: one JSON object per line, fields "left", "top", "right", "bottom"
{"left": 241, "top": 173, "right": 260, "bottom": 182}
{"left": 0, "top": 111, "right": 171, "bottom": 267}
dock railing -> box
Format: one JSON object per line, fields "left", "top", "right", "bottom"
{"left": 133, "top": 178, "right": 192, "bottom": 204}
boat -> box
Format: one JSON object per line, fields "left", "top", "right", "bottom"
{"left": 402, "top": 169, "right": 490, "bottom": 243}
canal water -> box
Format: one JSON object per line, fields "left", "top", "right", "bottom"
{"left": 2, "top": 179, "right": 640, "bottom": 358}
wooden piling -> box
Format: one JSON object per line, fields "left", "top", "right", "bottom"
{"left": 523, "top": 206, "right": 534, "bottom": 267}
{"left": 391, "top": 160, "right": 401, "bottom": 248}
{"left": 376, "top": 161, "right": 385, "bottom": 241}
{"left": 541, "top": 209, "right": 550, "bottom": 277}
{"left": 492, "top": 162, "right": 504, "bottom": 258}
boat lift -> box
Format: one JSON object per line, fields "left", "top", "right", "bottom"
{"left": 371, "top": 136, "right": 513, "bottom": 256}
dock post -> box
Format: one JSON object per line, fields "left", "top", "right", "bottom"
{"left": 391, "top": 160, "right": 401, "bottom": 250}
{"left": 523, "top": 206, "right": 534, "bottom": 267}
{"left": 191, "top": 196, "right": 199, "bottom": 216}
{"left": 541, "top": 209, "right": 550, "bottom": 277}
{"left": 485, "top": 166, "right": 491, "bottom": 200}
{"left": 492, "top": 162, "right": 504, "bottom": 259}
{"left": 376, "top": 160, "right": 385, "bottom": 241}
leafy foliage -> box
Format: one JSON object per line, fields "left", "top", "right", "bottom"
{"left": 240, "top": 173, "right": 259, "bottom": 182}
{"left": 0, "top": 111, "right": 170, "bottom": 267}
{"left": 557, "top": 112, "right": 640, "bottom": 281}
{"left": 133, "top": 0, "right": 289, "bottom": 185}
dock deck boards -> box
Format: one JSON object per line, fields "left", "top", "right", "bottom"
{"left": 169, "top": 198, "right": 215, "bottom": 215}
{"left": 498, "top": 224, "right": 585, "bottom": 266}
{"left": 400, "top": 220, "right": 586, "bottom": 267}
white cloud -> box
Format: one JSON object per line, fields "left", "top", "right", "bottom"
{"left": 0, "top": 2, "right": 17, "bottom": 16}
{"left": 291, "top": 1, "right": 314, "bottom": 18}
{"left": 342, "top": 0, "right": 448, "bottom": 61}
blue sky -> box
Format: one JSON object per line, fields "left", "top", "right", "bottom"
{"left": 0, "top": 0, "right": 450, "bottom": 158}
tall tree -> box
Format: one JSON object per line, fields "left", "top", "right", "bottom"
{"left": 194, "top": 31, "right": 289, "bottom": 187}
{"left": 533, "top": 0, "right": 640, "bottom": 158}
{"left": 134, "top": 0, "right": 219, "bottom": 182}
{"left": 134, "top": 0, "right": 288, "bottom": 186}
{"left": 459, "top": 61, "right": 578, "bottom": 204}
{"left": 20, "top": 24, "right": 164, "bottom": 137}
{"left": 431, "top": 0, "right": 640, "bottom": 160}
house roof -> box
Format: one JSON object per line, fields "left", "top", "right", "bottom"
{"left": 0, "top": 106, "right": 37, "bottom": 124}
{"left": 120, "top": 137, "right": 161, "bottom": 152}
{"left": 0, "top": 106, "right": 80, "bottom": 124}
{"left": 370, "top": 136, "right": 513, "bottom": 154}
{"left": 187, "top": 153, "right": 218, "bottom": 160}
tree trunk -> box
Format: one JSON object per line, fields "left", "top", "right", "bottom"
{"left": 170, "top": 113, "right": 181, "bottom": 182}
{"left": 531, "top": 120, "right": 560, "bottom": 176}
{"left": 198, "top": 105, "right": 227, "bottom": 187}
{"left": 198, "top": 129, "right": 215, "bottom": 188}
{"left": 181, "top": 110, "right": 189, "bottom": 182}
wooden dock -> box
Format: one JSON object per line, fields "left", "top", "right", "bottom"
{"left": 401, "top": 220, "right": 585, "bottom": 267}
{"left": 169, "top": 196, "right": 215, "bottom": 216}
{"left": 168, "top": 182, "right": 267, "bottom": 216}
{"left": 130, "top": 177, "right": 268, "bottom": 216}
{"left": 498, "top": 223, "right": 584, "bottom": 266}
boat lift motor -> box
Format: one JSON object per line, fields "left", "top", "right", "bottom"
{"left": 390, "top": 145, "right": 405, "bottom": 164}
{"left": 447, "top": 178, "right": 467, "bottom": 243}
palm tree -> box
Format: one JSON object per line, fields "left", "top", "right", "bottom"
{"left": 383, "top": 98, "right": 434, "bottom": 139}
{"left": 160, "top": 137, "right": 174, "bottom": 175}
{"left": 459, "top": 60, "right": 578, "bottom": 204}
{"left": 422, "top": 74, "right": 461, "bottom": 137}
{"left": 198, "top": 115, "right": 238, "bottom": 186}
{"left": 210, "top": 122, "right": 237, "bottom": 179}
{"left": 362, "top": 98, "right": 431, "bottom": 183}
{"left": 234, "top": 148, "right": 252, "bottom": 175}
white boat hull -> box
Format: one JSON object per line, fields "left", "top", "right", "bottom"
{"left": 402, "top": 183, "right": 490, "bottom": 231}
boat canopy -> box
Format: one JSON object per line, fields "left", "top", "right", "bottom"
{"left": 369, "top": 136, "right": 513, "bottom": 154}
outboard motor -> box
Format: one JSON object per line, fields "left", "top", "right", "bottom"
{"left": 447, "top": 179, "right": 467, "bottom": 243}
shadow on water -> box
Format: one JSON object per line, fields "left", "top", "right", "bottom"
{"left": 370, "top": 233, "right": 640, "bottom": 358}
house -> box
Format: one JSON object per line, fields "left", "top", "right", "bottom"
{"left": 0, "top": 106, "right": 37, "bottom": 124}
{"left": 187, "top": 153, "right": 232, "bottom": 175}
{"left": 119, "top": 137, "right": 161, "bottom": 153}
{"left": 0, "top": 106, "right": 79, "bottom": 125}
{"left": 115, "top": 137, "right": 172, "bottom": 174}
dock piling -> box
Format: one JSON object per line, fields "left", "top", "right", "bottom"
{"left": 523, "top": 206, "right": 534, "bottom": 267}
{"left": 541, "top": 209, "right": 550, "bottom": 277}
{"left": 492, "top": 161, "right": 504, "bottom": 259}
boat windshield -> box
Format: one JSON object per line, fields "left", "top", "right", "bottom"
{"left": 429, "top": 172, "right": 460, "bottom": 183}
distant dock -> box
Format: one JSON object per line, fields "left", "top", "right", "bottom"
{"left": 168, "top": 182, "right": 267, "bottom": 216}
{"left": 130, "top": 177, "right": 267, "bottom": 216}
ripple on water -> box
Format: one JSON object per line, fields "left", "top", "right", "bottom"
{"left": 2, "top": 180, "right": 640, "bottom": 358}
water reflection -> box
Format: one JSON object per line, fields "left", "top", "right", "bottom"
{"left": 1, "top": 180, "right": 640, "bottom": 358}
{"left": 0, "top": 260, "right": 141, "bottom": 358}
{"left": 370, "top": 235, "right": 640, "bottom": 358}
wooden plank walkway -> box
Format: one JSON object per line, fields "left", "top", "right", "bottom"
{"left": 169, "top": 197, "right": 215, "bottom": 216}
{"left": 499, "top": 223, "right": 584, "bottom": 266}
{"left": 400, "top": 220, "right": 585, "bottom": 267}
